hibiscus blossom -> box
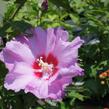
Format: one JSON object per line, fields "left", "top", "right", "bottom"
{"left": 0, "top": 27, "right": 84, "bottom": 100}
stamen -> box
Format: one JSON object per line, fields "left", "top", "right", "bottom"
{"left": 37, "top": 56, "right": 54, "bottom": 74}
{"left": 33, "top": 69, "right": 42, "bottom": 72}
{"left": 33, "top": 54, "right": 58, "bottom": 79}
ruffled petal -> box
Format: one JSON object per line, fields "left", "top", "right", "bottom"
{"left": 48, "top": 76, "right": 72, "bottom": 100}
{"left": 0, "top": 50, "right": 22, "bottom": 71}
{"left": 0, "top": 40, "right": 35, "bottom": 67}
{"left": 4, "top": 62, "right": 35, "bottom": 92}
{"left": 15, "top": 27, "right": 47, "bottom": 57}
{"left": 25, "top": 79, "right": 48, "bottom": 99}
{"left": 46, "top": 28, "right": 56, "bottom": 54}
{"left": 54, "top": 27, "right": 68, "bottom": 41}
{"left": 53, "top": 36, "right": 84, "bottom": 67}
{"left": 15, "top": 35, "right": 29, "bottom": 45}
{"left": 28, "top": 27, "right": 47, "bottom": 57}
{"left": 46, "top": 28, "right": 68, "bottom": 54}
{"left": 59, "top": 63, "right": 84, "bottom": 77}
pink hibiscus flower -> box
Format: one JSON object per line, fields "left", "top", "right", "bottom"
{"left": 0, "top": 27, "right": 84, "bottom": 100}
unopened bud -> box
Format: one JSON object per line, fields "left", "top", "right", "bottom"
{"left": 41, "top": 0, "right": 48, "bottom": 11}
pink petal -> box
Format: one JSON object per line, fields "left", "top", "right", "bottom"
{"left": 48, "top": 76, "right": 72, "bottom": 100}
{"left": 0, "top": 40, "right": 35, "bottom": 68}
{"left": 46, "top": 28, "right": 56, "bottom": 54}
{"left": 25, "top": 79, "right": 48, "bottom": 98}
{"left": 46, "top": 28, "right": 69, "bottom": 54}
{"left": 59, "top": 63, "right": 84, "bottom": 77}
{"left": 54, "top": 27, "right": 68, "bottom": 41}
{"left": 4, "top": 62, "right": 35, "bottom": 92}
{"left": 28, "top": 27, "right": 47, "bottom": 57}
{"left": 53, "top": 36, "right": 84, "bottom": 67}
{"left": 15, "top": 27, "right": 47, "bottom": 57}
{"left": 0, "top": 50, "right": 22, "bottom": 71}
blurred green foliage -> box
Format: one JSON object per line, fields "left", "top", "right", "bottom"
{"left": 0, "top": 0, "right": 109, "bottom": 109}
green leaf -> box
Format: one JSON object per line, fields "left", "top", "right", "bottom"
{"left": 49, "top": 0, "right": 70, "bottom": 10}
{"left": 0, "top": 0, "right": 7, "bottom": 22}
{"left": 68, "top": 91, "right": 84, "bottom": 101}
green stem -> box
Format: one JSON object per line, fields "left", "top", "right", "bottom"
{"left": 9, "top": 0, "right": 27, "bottom": 20}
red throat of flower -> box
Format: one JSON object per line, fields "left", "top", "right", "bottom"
{"left": 32, "top": 53, "right": 58, "bottom": 80}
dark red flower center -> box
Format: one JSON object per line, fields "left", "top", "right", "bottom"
{"left": 32, "top": 53, "right": 58, "bottom": 80}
